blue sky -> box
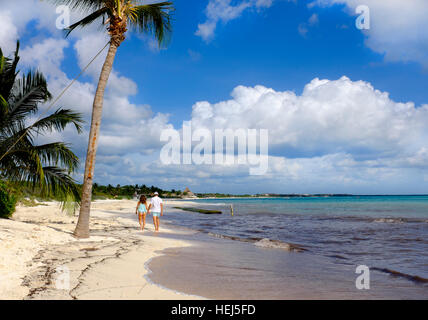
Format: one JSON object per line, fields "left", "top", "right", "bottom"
{"left": 113, "top": 0, "right": 428, "bottom": 125}
{"left": 30, "top": 0, "right": 427, "bottom": 123}
{"left": 2, "top": 0, "right": 428, "bottom": 194}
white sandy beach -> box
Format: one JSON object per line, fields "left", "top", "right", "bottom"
{"left": 0, "top": 199, "right": 203, "bottom": 300}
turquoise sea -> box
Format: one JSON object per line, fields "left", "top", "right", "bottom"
{"left": 151, "top": 195, "right": 428, "bottom": 298}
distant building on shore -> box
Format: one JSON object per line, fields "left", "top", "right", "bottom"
{"left": 182, "top": 187, "right": 197, "bottom": 198}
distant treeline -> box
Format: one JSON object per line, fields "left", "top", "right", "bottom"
{"left": 92, "top": 183, "right": 184, "bottom": 199}
{"left": 195, "top": 193, "right": 353, "bottom": 198}
{"left": 7, "top": 181, "right": 185, "bottom": 203}
{"left": 195, "top": 193, "right": 252, "bottom": 198}
{"left": 8, "top": 180, "right": 355, "bottom": 203}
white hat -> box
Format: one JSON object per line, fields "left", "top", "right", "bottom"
{"left": 154, "top": 192, "right": 159, "bottom": 195}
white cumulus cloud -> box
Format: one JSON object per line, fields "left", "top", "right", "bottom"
{"left": 196, "top": 0, "right": 275, "bottom": 41}
{"left": 0, "top": 11, "right": 18, "bottom": 54}
{"left": 190, "top": 76, "right": 428, "bottom": 164}
{"left": 312, "top": 0, "right": 428, "bottom": 67}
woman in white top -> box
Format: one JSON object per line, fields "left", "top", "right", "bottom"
{"left": 148, "top": 192, "right": 163, "bottom": 232}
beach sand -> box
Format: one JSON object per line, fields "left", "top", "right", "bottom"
{"left": 0, "top": 199, "right": 203, "bottom": 300}
{"left": 4, "top": 199, "right": 425, "bottom": 300}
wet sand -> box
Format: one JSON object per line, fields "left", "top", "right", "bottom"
{"left": 148, "top": 235, "right": 428, "bottom": 299}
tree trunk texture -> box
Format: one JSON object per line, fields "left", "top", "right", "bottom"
{"left": 73, "top": 42, "right": 118, "bottom": 239}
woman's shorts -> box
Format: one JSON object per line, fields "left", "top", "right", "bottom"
{"left": 152, "top": 212, "right": 160, "bottom": 217}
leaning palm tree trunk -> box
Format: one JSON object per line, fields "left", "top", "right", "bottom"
{"left": 51, "top": 0, "right": 174, "bottom": 239}
{"left": 74, "top": 43, "right": 118, "bottom": 238}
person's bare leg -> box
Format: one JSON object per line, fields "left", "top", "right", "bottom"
{"left": 142, "top": 213, "right": 146, "bottom": 231}
{"left": 156, "top": 217, "right": 160, "bottom": 232}
{"left": 153, "top": 216, "right": 157, "bottom": 232}
{"left": 154, "top": 217, "right": 160, "bottom": 232}
{"left": 138, "top": 213, "right": 143, "bottom": 231}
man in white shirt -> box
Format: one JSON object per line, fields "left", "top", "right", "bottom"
{"left": 148, "top": 192, "right": 163, "bottom": 232}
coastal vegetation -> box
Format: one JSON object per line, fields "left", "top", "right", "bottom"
{"left": 50, "top": 0, "right": 174, "bottom": 238}
{"left": 0, "top": 181, "right": 16, "bottom": 218}
{"left": 1, "top": 181, "right": 172, "bottom": 212}
{"left": 92, "top": 183, "right": 164, "bottom": 199}
{"left": 0, "top": 43, "right": 83, "bottom": 218}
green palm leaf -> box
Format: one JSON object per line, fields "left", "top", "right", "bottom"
{"left": 7, "top": 71, "right": 52, "bottom": 124}
{"left": 0, "top": 42, "right": 20, "bottom": 103}
{"left": 128, "top": 2, "right": 174, "bottom": 46}
{"left": 0, "top": 42, "right": 84, "bottom": 210}
{"left": 65, "top": 7, "right": 110, "bottom": 36}
{"left": 30, "top": 109, "right": 83, "bottom": 135}
{"left": 49, "top": 0, "right": 106, "bottom": 11}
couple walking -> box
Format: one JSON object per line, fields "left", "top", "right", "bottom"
{"left": 135, "top": 192, "right": 163, "bottom": 232}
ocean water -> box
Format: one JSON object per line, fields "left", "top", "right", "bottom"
{"left": 158, "top": 195, "right": 428, "bottom": 293}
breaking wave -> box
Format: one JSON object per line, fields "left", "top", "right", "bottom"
{"left": 206, "top": 232, "right": 306, "bottom": 252}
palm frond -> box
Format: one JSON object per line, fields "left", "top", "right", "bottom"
{"left": 128, "top": 2, "right": 174, "bottom": 47}
{"left": 30, "top": 109, "right": 84, "bottom": 135}
{"left": 65, "top": 7, "right": 110, "bottom": 36}
{"left": 0, "top": 41, "right": 83, "bottom": 210}
{"left": 40, "top": 166, "right": 81, "bottom": 204}
{"left": 35, "top": 142, "right": 80, "bottom": 173}
{"left": 2, "top": 162, "right": 81, "bottom": 209}
{"left": 0, "top": 42, "right": 20, "bottom": 110}
{"left": 0, "top": 147, "right": 45, "bottom": 186}
{"left": 0, "top": 126, "right": 35, "bottom": 157}
{"left": 48, "top": 0, "right": 106, "bottom": 11}
{"left": 0, "top": 95, "right": 8, "bottom": 117}
{"left": 7, "top": 71, "right": 51, "bottom": 124}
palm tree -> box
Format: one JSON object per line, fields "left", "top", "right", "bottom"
{"left": 0, "top": 42, "right": 83, "bottom": 206}
{"left": 50, "top": 0, "right": 174, "bottom": 238}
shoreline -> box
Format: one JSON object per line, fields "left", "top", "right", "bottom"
{"left": 2, "top": 198, "right": 427, "bottom": 300}
{"left": 143, "top": 255, "right": 207, "bottom": 300}
{"left": 0, "top": 199, "right": 205, "bottom": 300}
{"left": 148, "top": 199, "right": 428, "bottom": 300}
